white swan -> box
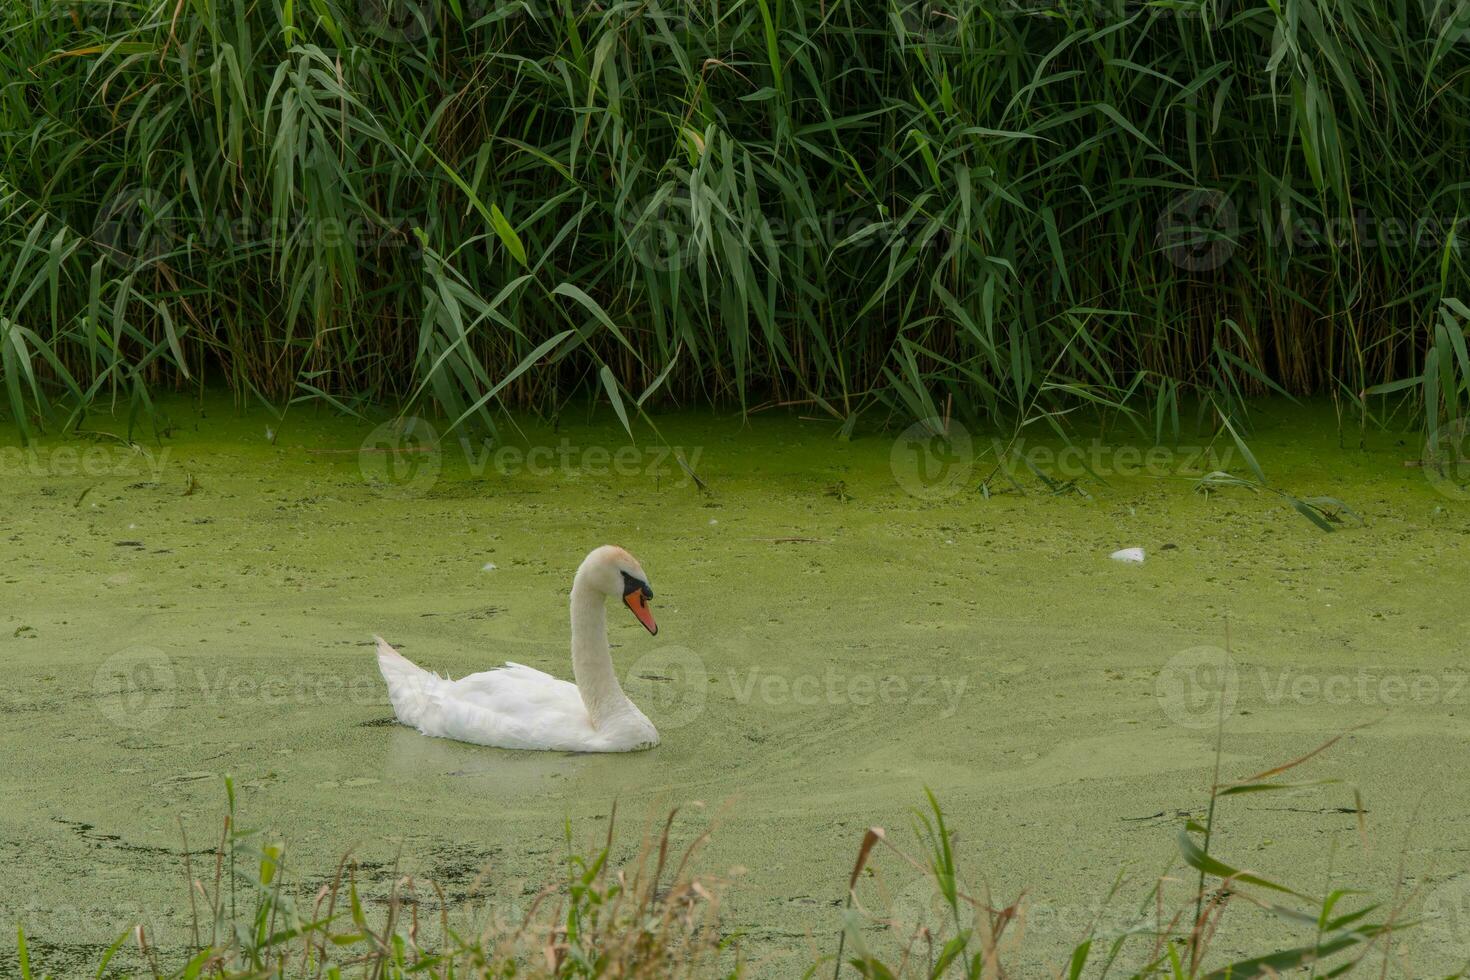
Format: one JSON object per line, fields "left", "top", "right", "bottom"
{"left": 373, "top": 545, "right": 661, "bottom": 752}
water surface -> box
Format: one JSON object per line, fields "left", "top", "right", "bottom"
{"left": 3, "top": 400, "right": 1468, "bottom": 975}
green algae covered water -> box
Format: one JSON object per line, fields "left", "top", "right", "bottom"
{"left": 3, "top": 399, "right": 1469, "bottom": 975}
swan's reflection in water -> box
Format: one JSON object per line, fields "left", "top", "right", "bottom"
{"left": 378, "top": 721, "right": 676, "bottom": 800}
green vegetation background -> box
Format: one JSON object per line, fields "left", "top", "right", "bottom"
{"left": 4, "top": 0, "right": 1470, "bottom": 442}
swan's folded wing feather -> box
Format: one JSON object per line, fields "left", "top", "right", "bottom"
{"left": 416, "top": 691, "right": 563, "bottom": 750}
{"left": 452, "top": 663, "right": 578, "bottom": 709}
{"left": 455, "top": 661, "right": 557, "bottom": 690}
{"left": 425, "top": 662, "right": 598, "bottom": 750}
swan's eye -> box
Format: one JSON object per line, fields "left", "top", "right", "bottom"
{"left": 620, "top": 570, "right": 652, "bottom": 600}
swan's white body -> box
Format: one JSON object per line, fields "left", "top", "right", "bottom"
{"left": 373, "top": 546, "right": 660, "bottom": 753}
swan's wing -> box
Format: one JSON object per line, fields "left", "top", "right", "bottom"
{"left": 451, "top": 662, "right": 579, "bottom": 712}
{"left": 426, "top": 663, "right": 600, "bottom": 750}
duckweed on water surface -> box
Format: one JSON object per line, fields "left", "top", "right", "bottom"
{"left": 3, "top": 398, "right": 1469, "bottom": 976}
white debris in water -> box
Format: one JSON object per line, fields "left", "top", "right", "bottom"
{"left": 481, "top": 562, "right": 497, "bottom": 571}
{"left": 1109, "top": 547, "right": 1146, "bottom": 564}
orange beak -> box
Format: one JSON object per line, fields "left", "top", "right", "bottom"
{"left": 623, "top": 589, "right": 658, "bottom": 635}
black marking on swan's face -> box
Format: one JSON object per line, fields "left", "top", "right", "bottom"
{"left": 620, "top": 570, "right": 653, "bottom": 600}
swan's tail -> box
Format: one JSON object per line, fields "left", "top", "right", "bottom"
{"left": 373, "top": 635, "right": 441, "bottom": 728}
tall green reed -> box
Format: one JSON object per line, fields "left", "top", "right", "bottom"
{"left": 3, "top": 0, "right": 1470, "bottom": 443}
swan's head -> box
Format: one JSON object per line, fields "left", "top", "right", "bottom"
{"left": 579, "top": 545, "right": 657, "bottom": 636}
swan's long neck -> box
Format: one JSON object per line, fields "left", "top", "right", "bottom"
{"left": 570, "top": 575, "right": 630, "bottom": 727}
